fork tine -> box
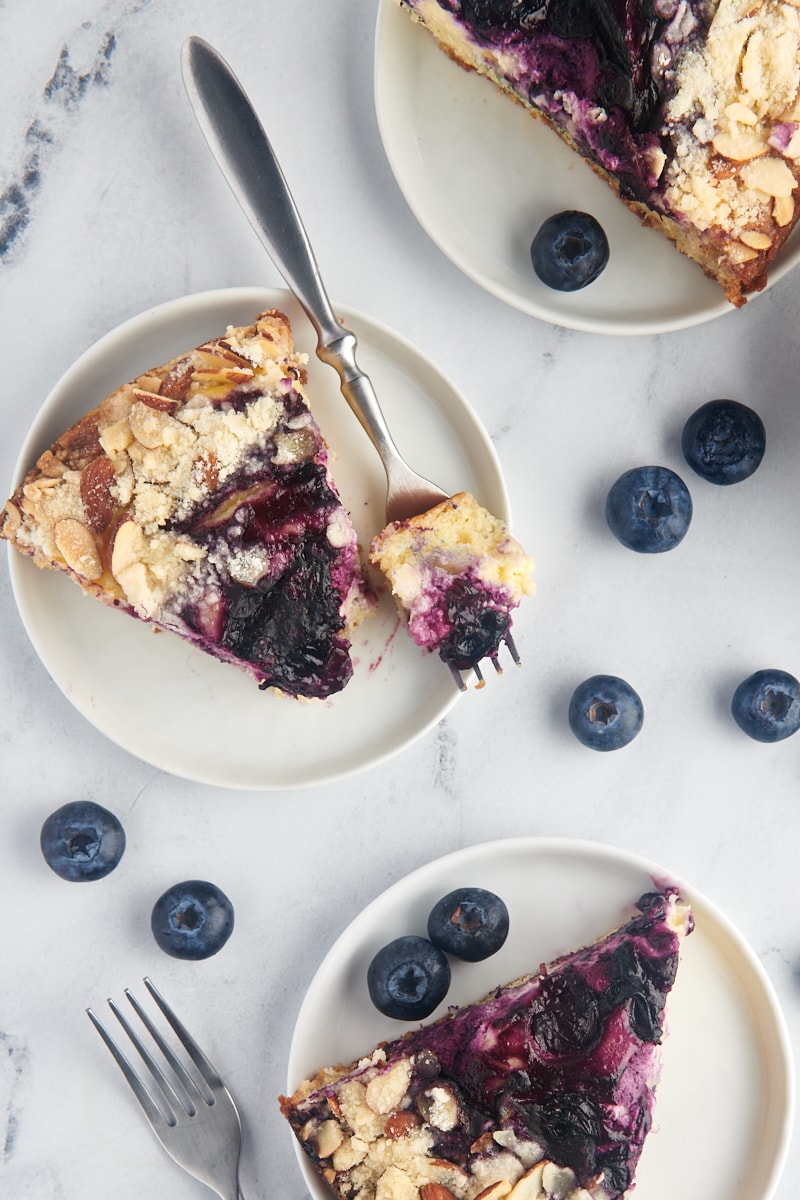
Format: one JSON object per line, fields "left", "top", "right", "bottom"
{"left": 449, "top": 662, "right": 468, "bottom": 692}
{"left": 504, "top": 632, "right": 521, "bottom": 666}
{"left": 107, "top": 996, "right": 193, "bottom": 1118}
{"left": 144, "top": 976, "right": 224, "bottom": 1094}
{"left": 124, "top": 988, "right": 212, "bottom": 1108}
{"left": 87, "top": 1006, "right": 173, "bottom": 1128}
{"left": 448, "top": 628, "right": 523, "bottom": 691}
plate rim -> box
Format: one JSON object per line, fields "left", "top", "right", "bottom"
{"left": 286, "top": 834, "right": 795, "bottom": 1200}
{"left": 6, "top": 285, "right": 511, "bottom": 790}
{"left": 373, "top": 0, "right": 800, "bottom": 336}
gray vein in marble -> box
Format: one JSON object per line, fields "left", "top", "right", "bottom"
{"left": 432, "top": 720, "right": 458, "bottom": 800}
{"left": 1, "top": 1032, "right": 28, "bottom": 1162}
{"left": 0, "top": 1, "right": 151, "bottom": 265}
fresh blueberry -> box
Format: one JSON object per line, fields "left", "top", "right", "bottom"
{"left": 40, "top": 801, "right": 126, "bottom": 881}
{"left": 681, "top": 399, "right": 765, "bottom": 485}
{"left": 605, "top": 465, "right": 692, "bottom": 552}
{"left": 568, "top": 675, "right": 644, "bottom": 751}
{"left": 531, "top": 211, "right": 609, "bottom": 291}
{"left": 427, "top": 887, "right": 509, "bottom": 961}
{"left": 367, "top": 935, "right": 450, "bottom": 1020}
{"left": 151, "top": 880, "right": 234, "bottom": 960}
{"left": 730, "top": 669, "right": 800, "bottom": 742}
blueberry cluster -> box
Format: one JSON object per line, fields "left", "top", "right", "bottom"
{"left": 568, "top": 398, "right": 798, "bottom": 747}
{"left": 40, "top": 801, "right": 234, "bottom": 959}
{"left": 367, "top": 887, "right": 509, "bottom": 1020}
{"left": 605, "top": 399, "right": 766, "bottom": 553}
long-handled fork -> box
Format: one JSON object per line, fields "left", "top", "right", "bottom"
{"left": 87, "top": 978, "right": 245, "bottom": 1200}
{"left": 180, "top": 36, "right": 520, "bottom": 691}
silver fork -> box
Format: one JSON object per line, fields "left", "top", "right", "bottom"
{"left": 180, "top": 36, "right": 520, "bottom": 691}
{"left": 87, "top": 978, "right": 245, "bottom": 1200}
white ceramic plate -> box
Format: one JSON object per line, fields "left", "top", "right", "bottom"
{"left": 7, "top": 286, "right": 509, "bottom": 790}
{"left": 374, "top": 2, "right": 800, "bottom": 335}
{"left": 287, "top": 837, "right": 794, "bottom": 1200}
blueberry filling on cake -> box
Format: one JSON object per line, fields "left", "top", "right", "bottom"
{"left": 401, "top": 0, "right": 711, "bottom": 200}
{"left": 397, "top": 0, "right": 800, "bottom": 305}
{"left": 176, "top": 458, "right": 359, "bottom": 698}
{"left": 281, "top": 889, "right": 692, "bottom": 1200}
{"left": 438, "top": 577, "right": 513, "bottom": 671}
{"left": 449, "top": 0, "right": 699, "bottom": 200}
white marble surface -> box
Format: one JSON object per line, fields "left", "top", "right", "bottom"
{"left": 1, "top": 2, "right": 799, "bottom": 1198}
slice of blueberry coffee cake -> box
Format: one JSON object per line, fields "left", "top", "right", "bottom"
{"left": 1, "top": 310, "right": 375, "bottom": 699}
{"left": 281, "top": 889, "right": 692, "bottom": 1200}
{"left": 369, "top": 492, "right": 534, "bottom": 685}
{"left": 395, "top": 0, "right": 800, "bottom": 306}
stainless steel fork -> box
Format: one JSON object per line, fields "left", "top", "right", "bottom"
{"left": 87, "top": 978, "right": 245, "bottom": 1200}
{"left": 180, "top": 36, "right": 521, "bottom": 691}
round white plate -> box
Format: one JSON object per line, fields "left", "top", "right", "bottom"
{"left": 374, "top": 2, "right": 800, "bottom": 335}
{"left": 287, "top": 837, "right": 794, "bottom": 1200}
{"left": 7, "top": 286, "right": 509, "bottom": 790}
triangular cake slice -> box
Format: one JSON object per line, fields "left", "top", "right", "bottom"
{"left": 280, "top": 889, "right": 692, "bottom": 1200}
{"left": 1, "top": 310, "right": 375, "bottom": 699}
{"left": 396, "top": 0, "right": 800, "bottom": 306}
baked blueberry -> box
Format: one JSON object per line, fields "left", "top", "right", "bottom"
{"left": 529, "top": 968, "right": 601, "bottom": 1055}
{"left": 681, "top": 399, "right": 765, "bottom": 485}
{"left": 40, "top": 801, "right": 126, "bottom": 881}
{"left": 569, "top": 675, "right": 644, "bottom": 751}
{"left": 427, "top": 887, "right": 509, "bottom": 961}
{"left": 531, "top": 211, "right": 609, "bottom": 291}
{"left": 151, "top": 880, "right": 234, "bottom": 960}
{"left": 605, "top": 465, "right": 692, "bottom": 552}
{"left": 730, "top": 669, "right": 800, "bottom": 742}
{"left": 367, "top": 936, "right": 451, "bottom": 1020}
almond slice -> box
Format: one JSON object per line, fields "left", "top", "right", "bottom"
{"left": 314, "top": 1119, "right": 344, "bottom": 1159}
{"left": 99, "top": 416, "right": 134, "bottom": 456}
{"left": 54, "top": 518, "right": 102, "bottom": 581}
{"left": 742, "top": 155, "right": 797, "bottom": 196}
{"left": 80, "top": 456, "right": 116, "bottom": 531}
{"left": 773, "top": 193, "right": 795, "bottom": 226}
{"left": 739, "top": 229, "right": 773, "bottom": 249}
{"left": 420, "top": 1186, "right": 456, "bottom": 1200}
{"left": 128, "top": 401, "right": 184, "bottom": 450}
{"left": 507, "top": 1163, "right": 545, "bottom": 1200}
{"left": 110, "top": 518, "right": 146, "bottom": 577}
{"left": 332, "top": 1135, "right": 369, "bottom": 1173}
{"left": 712, "top": 131, "right": 768, "bottom": 162}
{"left": 384, "top": 1111, "right": 421, "bottom": 1139}
{"left": 114, "top": 560, "right": 160, "bottom": 617}
{"left": 727, "top": 241, "right": 760, "bottom": 264}
{"left": 132, "top": 388, "right": 179, "bottom": 412}
{"left": 725, "top": 101, "right": 759, "bottom": 126}
{"left": 474, "top": 1182, "right": 513, "bottom": 1200}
